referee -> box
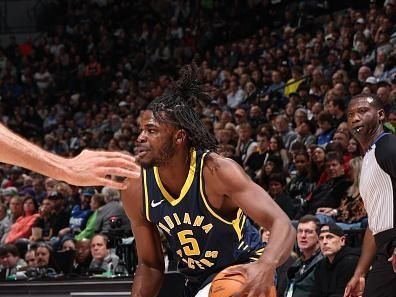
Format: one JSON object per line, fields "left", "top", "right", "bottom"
{"left": 344, "top": 93, "right": 396, "bottom": 297}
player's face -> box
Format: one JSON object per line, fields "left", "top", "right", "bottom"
{"left": 347, "top": 97, "right": 384, "bottom": 146}
{"left": 136, "top": 110, "right": 177, "bottom": 168}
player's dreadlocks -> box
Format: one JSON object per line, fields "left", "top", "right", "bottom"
{"left": 147, "top": 62, "right": 217, "bottom": 152}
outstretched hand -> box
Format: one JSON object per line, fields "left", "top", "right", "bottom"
{"left": 344, "top": 275, "right": 365, "bottom": 297}
{"left": 61, "top": 150, "right": 140, "bottom": 189}
{"left": 230, "top": 262, "right": 276, "bottom": 297}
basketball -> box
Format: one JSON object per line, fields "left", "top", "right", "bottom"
{"left": 208, "top": 265, "right": 277, "bottom": 297}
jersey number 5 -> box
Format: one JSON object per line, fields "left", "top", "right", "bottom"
{"left": 177, "top": 230, "right": 200, "bottom": 256}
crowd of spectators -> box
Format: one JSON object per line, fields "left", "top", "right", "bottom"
{"left": 0, "top": 0, "right": 395, "bottom": 295}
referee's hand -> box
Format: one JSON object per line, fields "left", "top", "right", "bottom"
{"left": 388, "top": 247, "right": 396, "bottom": 273}
{"left": 344, "top": 275, "right": 365, "bottom": 297}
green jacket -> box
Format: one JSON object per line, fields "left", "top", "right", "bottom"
{"left": 75, "top": 211, "right": 97, "bottom": 241}
{"left": 284, "top": 250, "right": 323, "bottom": 297}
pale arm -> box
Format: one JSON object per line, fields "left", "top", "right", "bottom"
{"left": 0, "top": 124, "right": 140, "bottom": 189}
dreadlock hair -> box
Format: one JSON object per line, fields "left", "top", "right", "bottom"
{"left": 147, "top": 62, "right": 217, "bottom": 152}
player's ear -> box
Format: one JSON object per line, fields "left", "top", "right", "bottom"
{"left": 175, "top": 129, "right": 186, "bottom": 144}
{"left": 378, "top": 109, "right": 385, "bottom": 123}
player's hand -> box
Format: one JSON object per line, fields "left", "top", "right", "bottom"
{"left": 388, "top": 247, "right": 396, "bottom": 273}
{"left": 62, "top": 150, "right": 140, "bottom": 189}
{"left": 230, "top": 261, "right": 276, "bottom": 297}
{"left": 344, "top": 275, "right": 365, "bottom": 297}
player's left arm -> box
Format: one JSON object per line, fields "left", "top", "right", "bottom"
{"left": 208, "top": 156, "right": 295, "bottom": 296}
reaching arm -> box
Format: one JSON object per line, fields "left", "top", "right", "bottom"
{"left": 121, "top": 177, "right": 165, "bottom": 297}
{"left": 0, "top": 124, "right": 140, "bottom": 189}
{"left": 206, "top": 156, "right": 295, "bottom": 297}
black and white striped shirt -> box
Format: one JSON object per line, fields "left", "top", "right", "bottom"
{"left": 360, "top": 133, "right": 396, "bottom": 235}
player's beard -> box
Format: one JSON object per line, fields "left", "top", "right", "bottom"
{"left": 141, "top": 137, "right": 177, "bottom": 169}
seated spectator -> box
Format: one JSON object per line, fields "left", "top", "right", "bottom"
{"left": 292, "top": 119, "right": 316, "bottom": 149}
{"left": 73, "top": 238, "right": 92, "bottom": 276}
{"left": 269, "top": 135, "right": 290, "bottom": 169}
{"left": 35, "top": 242, "right": 60, "bottom": 274}
{"left": 60, "top": 237, "right": 76, "bottom": 252}
{"left": 30, "top": 197, "right": 56, "bottom": 242}
{"left": 311, "top": 223, "right": 359, "bottom": 297}
{"left": 24, "top": 249, "right": 37, "bottom": 268}
{"left": 316, "top": 111, "right": 335, "bottom": 147}
{"left": 96, "top": 188, "right": 131, "bottom": 236}
{"left": 310, "top": 146, "right": 328, "bottom": 185}
{"left": 258, "top": 154, "right": 284, "bottom": 190}
{"left": 0, "top": 203, "right": 10, "bottom": 241}
{"left": 346, "top": 138, "right": 361, "bottom": 159}
{"left": 334, "top": 157, "right": 367, "bottom": 230}
{"left": 5, "top": 196, "right": 39, "bottom": 244}
{"left": 286, "top": 215, "right": 323, "bottom": 297}
{"left": 268, "top": 173, "right": 295, "bottom": 219}
{"left": 47, "top": 191, "right": 69, "bottom": 237}
{"left": 274, "top": 115, "right": 297, "bottom": 150}
{"left": 88, "top": 234, "right": 127, "bottom": 275}
{"left": 0, "top": 243, "right": 27, "bottom": 278}
{"left": 58, "top": 188, "right": 94, "bottom": 239}
{"left": 75, "top": 193, "right": 106, "bottom": 241}
{"left": 236, "top": 122, "right": 257, "bottom": 165}
{"left": 306, "top": 152, "right": 351, "bottom": 222}
{"left": 286, "top": 151, "right": 316, "bottom": 219}
{"left": 244, "top": 132, "right": 271, "bottom": 180}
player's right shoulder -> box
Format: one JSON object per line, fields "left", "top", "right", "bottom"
{"left": 121, "top": 174, "right": 145, "bottom": 220}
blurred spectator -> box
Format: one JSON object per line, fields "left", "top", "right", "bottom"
{"left": 0, "top": 203, "right": 10, "bottom": 241}
{"left": 47, "top": 191, "right": 69, "bottom": 237}
{"left": 35, "top": 242, "right": 60, "bottom": 274}
{"left": 236, "top": 122, "right": 257, "bottom": 165}
{"left": 274, "top": 115, "right": 297, "bottom": 150}
{"left": 244, "top": 132, "right": 271, "bottom": 180}
{"left": 227, "top": 80, "right": 246, "bottom": 108}
{"left": 268, "top": 173, "right": 295, "bottom": 219}
{"left": 88, "top": 234, "right": 126, "bottom": 275}
{"left": 316, "top": 111, "right": 336, "bottom": 147}
{"left": 269, "top": 135, "right": 290, "bottom": 168}
{"left": 60, "top": 238, "right": 76, "bottom": 252}
{"left": 306, "top": 152, "right": 351, "bottom": 221}
{"left": 311, "top": 223, "right": 359, "bottom": 297}
{"left": 58, "top": 188, "right": 94, "bottom": 239}
{"left": 73, "top": 239, "right": 92, "bottom": 276}
{"left": 334, "top": 157, "right": 367, "bottom": 230}
{"left": 5, "top": 196, "right": 39, "bottom": 244}
{"left": 0, "top": 243, "right": 27, "bottom": 278}
{"left": 75, "top": 193, "right": 105, "bottom": 241}
{"left": 287, "top": 151, "right": 316, "bottom": 220}
{"left": 96, "top": 188, "right": 130, "bottom": 236}
{"left": 31, "top": 197, "right": 56, "bottom": 242}
{"left": 24, "top": 249, "right": 37, "bottom": 268}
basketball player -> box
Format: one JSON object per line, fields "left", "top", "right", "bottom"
{"left": 122, "top": 64, "right": 295, "bottom": 297}
{"left": 344, "top": 93, "right": 396, "bottom": 297}
{"left": 0, "top": 124, "right": 139, "bottom": 189}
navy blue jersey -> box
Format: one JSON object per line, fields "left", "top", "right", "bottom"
{"left": 142, "top": 149, "right": 265, "bottom": 284}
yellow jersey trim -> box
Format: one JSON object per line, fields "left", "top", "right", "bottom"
{"left": 199, "top": 152, "right": 244, "bottom": 240}
{"left": 153, "top": 150, "right": 197, "bottom": 206}
{"left": 143, "top": 169, "right": 151, "bottom": 221}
